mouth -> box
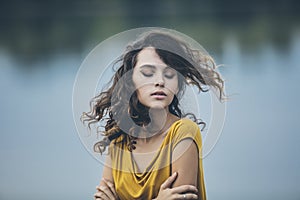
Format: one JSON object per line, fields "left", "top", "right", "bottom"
{"left": 151, "top": 91, "right": 167, "bottom": 96}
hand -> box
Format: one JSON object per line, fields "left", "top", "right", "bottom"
{"left": 94, "top": 178, "right": 119, "bottom": 200}
{"left": 154, "top": 172, "right": 198, "bottom": 200}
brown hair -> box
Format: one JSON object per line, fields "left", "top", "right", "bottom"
{"left": 81, "top": 30, "right": 225, "bottom": 153}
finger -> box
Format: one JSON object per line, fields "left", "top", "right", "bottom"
{"left": 102, "top": 178, "right": 118, "bottom": 198}
{"left": 96, "top": 185, "right": 115, "bottom": 200}
{"left": 174, "top": 193, "right": 198, "bottom": 200}
{"left": 94, "top": 191, "right": 109, "bottom": 200}
{"left": 171, "top": 185, "right": 198, "bottom": 194}
{"left": 160, "top": 172, "right": 178, "bottom": 189}
{"left": 96, "top": 185, "right": 114, "bottom": 200}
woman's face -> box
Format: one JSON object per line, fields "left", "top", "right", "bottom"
{"left": 132, "top": 47, "right": 179, "bottom": 109}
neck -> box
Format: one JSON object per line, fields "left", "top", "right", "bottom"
{"left": 139, "top": 108, "right": 171, "bottom": 142}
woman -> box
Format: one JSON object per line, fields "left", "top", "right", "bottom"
{"left": 82, "top": 29, "right": 225, "bottom": 199}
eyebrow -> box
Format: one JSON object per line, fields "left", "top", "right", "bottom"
{"left": 139, "top": 64, "right": 172, "bottom": 70}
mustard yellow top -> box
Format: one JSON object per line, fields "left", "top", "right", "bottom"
{"left": 110, "top": 118, "right": 206, "bottom": 200}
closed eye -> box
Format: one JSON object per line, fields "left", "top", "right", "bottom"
{"left": 164, "top": 68, "right": 177, "bottom": 79}
{"left": 141, "top": 72, "right": 153, "bottom": 77}
{"left": 165, "top": 74, "right": 175, "bottom": 79}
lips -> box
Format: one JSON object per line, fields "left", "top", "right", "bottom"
{"left": 151, "top": 91, "right": 167, "bottom": 96}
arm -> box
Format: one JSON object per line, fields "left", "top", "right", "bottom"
{"left": 154, "top": 139, "right": 199, "bottom": 200}
{"left": 94, "top": 156, "right": 119, "bottom": 200}
{"left": 101, "top": 156, "right": 114, "bottom": 182}
{"left": 172, "top": 138, "right": 199, "bottom": 187}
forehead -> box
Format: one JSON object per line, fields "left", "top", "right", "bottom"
{"left": 135, "top": 47, "right": 167, "bottom": 68}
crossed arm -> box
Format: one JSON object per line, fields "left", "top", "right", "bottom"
{"left": 94, "top": 139, "right": 199, "bottom": 200}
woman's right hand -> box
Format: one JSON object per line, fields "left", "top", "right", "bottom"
{"left": 154, "top": 172, "right": 198, "bottom": 200}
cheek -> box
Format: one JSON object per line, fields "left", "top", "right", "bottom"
{"left": 167, "top": 78, "right": 179, "bottom": 94}
{"left": 135, "top": 85, "right": 149, "bottom": 99}
{"left": 174, "top": 81, "right": 179, "bottom": 94}
{"left": 132, "top": 72, "right": 139, "bottom": 88}
{"left": 132, "top": 72, "right": 152, "bottom": 89}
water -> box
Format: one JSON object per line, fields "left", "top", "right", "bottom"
{"left": 0, "top": 14, "right": 299, "bottom": 200}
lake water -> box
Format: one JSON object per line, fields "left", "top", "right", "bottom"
{"left": 0, "top": 28, "right": 299, "bottom": 199}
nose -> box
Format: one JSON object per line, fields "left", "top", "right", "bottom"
{"left": 155, "top": 81, "right": 164, "bottom": 87}
{"left": 154, "top": 74, "right": 165, "bottom": 87}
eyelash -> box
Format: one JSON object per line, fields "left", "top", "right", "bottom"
{"left": 141, "top": 72, "right": 153, "bottom": 77}
{"left": 165, "top": 74, "right": 175, "bottom": 79}
{"left": 141, "top": 72, "right": 175, "bottom": 79}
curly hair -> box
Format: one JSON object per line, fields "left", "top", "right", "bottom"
{"left": 81, "top": 30, "right": 225, "bottom": 154}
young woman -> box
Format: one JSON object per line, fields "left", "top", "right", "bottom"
{"left": 82, "top": 29, "right": 225, "bottom": 200}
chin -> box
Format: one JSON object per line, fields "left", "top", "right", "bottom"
{"left": 148, "top": 104, "right": 168, "bottom": 110}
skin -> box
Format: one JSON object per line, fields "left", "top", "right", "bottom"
{"left": 132, "top": 47, "right": 179, "bottom": 110}
{"left": 94, "top": 47, "right": 199, "bottom": 200}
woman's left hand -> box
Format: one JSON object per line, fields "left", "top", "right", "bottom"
{"left": 94, "top": 178, "right": 119, "bottom": 200}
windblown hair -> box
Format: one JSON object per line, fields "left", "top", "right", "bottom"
{"left": 81, "top": 30, "right": 225, "bottom": 154}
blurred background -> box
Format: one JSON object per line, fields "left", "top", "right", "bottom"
{"left": 0, "top": 0, "right": 299, "bottom": 199}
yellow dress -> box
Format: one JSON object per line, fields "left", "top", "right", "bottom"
{"left": 110, "top": 118, "right": 206, "bottom": 200}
